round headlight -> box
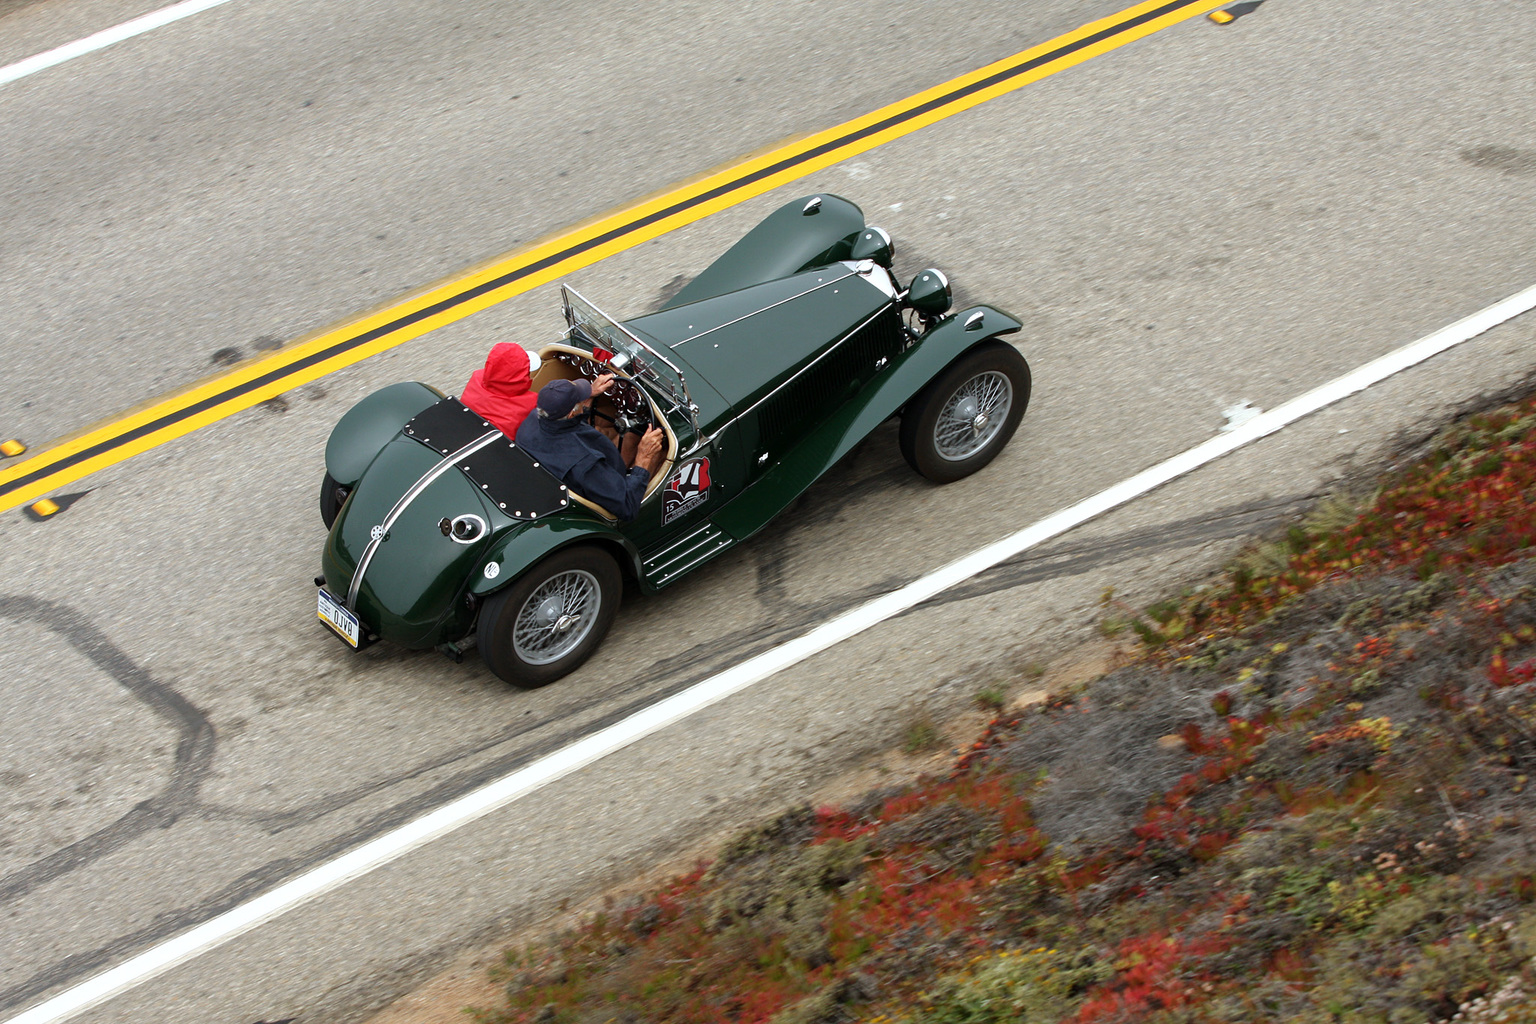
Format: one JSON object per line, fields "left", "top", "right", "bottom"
{"left": 905, "top": 268, "right": 952, "bottom": 318}
{"left": 848, "top": 226, "right": 894, "bottom": 268}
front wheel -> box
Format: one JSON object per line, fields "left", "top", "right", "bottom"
{"left": 478, "top": 545, "right": 622, "bottom": 688}
{"left": 899, "top": 341, "right": 1031, "bottom": 483}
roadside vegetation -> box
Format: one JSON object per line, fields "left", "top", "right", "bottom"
{"left": 473, "top": 390, "right": 1536, "bottom": 1024}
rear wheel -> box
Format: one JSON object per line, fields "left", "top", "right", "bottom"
{"left": 478, "top": 546, "right": 622, "bottom": 688}
{"left": 899, "top": 342, "right": 1031, "bottom": 484}
{"left": 319, "top": 472, "right": 351, "bottom": 529}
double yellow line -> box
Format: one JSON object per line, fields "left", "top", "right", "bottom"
{"left": 0, "top": 0, "right": 1225, "bottom": 515}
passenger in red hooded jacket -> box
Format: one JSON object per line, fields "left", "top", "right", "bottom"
{"left": 459, "top": 344, "right": 541, "bottom": 439}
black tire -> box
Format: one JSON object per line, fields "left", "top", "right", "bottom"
{"left": 899, "top": 341, "right": 1031, "bottom": 484}
{"left": 478, "top": 545, "right": 622, "bottom": 688}
{"left": 319, "top": 472, "right": 351, "bottom": 529}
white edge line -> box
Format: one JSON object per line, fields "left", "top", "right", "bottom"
{"left": 0, "top": 0, "right": 238, "bottom": 87}
{"left": 8, "top": 282, "right": 1535, "bottom": 1024}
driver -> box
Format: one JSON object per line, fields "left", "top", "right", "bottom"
{"left": 516, "top": 376, "right": 666, "bottom": 522}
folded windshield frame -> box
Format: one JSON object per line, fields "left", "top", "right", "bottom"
{"left": 561, "top": 285, "right": 700, "bottom": 437}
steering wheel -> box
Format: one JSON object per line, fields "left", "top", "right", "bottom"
{"left": 553, "top": 351, "right": 651, "bottom": 424}
{"left": 612, "top": 394, "right": 653, "bottom": 435}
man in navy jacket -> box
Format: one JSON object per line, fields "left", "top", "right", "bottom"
{"left": 516, "top": 377, "right": 666, "bottom": 522}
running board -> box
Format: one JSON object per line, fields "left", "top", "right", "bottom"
{"left": 642, "top": 522, "right": 734, "bottom": 588}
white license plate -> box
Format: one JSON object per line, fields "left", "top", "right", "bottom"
{"left": 317, "top": 589, "right": 360, "bottom": 648}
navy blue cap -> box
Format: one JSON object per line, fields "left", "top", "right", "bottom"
{"left": 537, "top": 377, "right": 593, "bottom": 418}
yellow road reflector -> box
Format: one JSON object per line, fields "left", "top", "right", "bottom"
{"left": 23, "top": 489, "right": 88, "bottom": 521}
{"left": 0, "top": 439, "right": 25, "bottom": 457}
{"left": 1208, "top": 9, "right": 1235, "bottom": 22}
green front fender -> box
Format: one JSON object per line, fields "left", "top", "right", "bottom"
{"left": 713, "top": 305, "right": 1023, "bottom": 541}
{"left": 325, "top": 381, "right": 444, "bottom": 487}
{"left": 662, "top": 194, "right": 865, "bottom": 309}
{"left": 468, "top": 516, "right": 640, "bottom": 598}
{"left": 832, "top": 306, "right": 1024, "bottom": 465}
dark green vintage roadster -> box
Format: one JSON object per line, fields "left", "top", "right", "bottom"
{"left": 315, "top": 194, "right": 1031, "bottom": 686}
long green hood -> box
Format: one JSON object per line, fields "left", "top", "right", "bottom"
{"left": 626, "top": 266, "right": 892, "bottom": 413}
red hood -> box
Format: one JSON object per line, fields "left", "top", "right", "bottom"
{"left": 460, "top": 344, "right": 536, "bottom": 439}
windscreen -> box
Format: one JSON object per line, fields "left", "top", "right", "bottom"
{"left": 561, "top": 285, "right": 698, "bottom": 434}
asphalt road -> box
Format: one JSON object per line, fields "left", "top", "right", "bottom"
{"left": 1, "top": 1, "right": 1533, "bottom": 1022}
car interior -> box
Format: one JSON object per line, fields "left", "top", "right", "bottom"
{"left": 527, "top": 343, "right": 679, "bottom": 519}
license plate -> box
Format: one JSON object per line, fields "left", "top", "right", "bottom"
{"left": 317, "top": 589, "right": 360, "bottom": 648}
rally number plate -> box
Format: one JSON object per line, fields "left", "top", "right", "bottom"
{"left": 317, "top": 589, "right": 360, "bottom": 648}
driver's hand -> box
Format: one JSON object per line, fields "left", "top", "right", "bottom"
{"left": 591, "top": 373, "right": 616, "bottom": 396}
{"left": 636, "top": 426, "right": 664, "bottom": 462}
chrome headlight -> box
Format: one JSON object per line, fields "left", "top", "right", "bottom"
{"left": 848, "top": 226, "right": 894, "bottom": 268}
{"left": 905, "top": 268, "right": 952, "bottom": 318}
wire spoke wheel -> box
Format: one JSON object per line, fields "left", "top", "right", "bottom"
{"left": 480, "top": 546, "right": 622, "bottom": 688}
{"left": 899, "top": 341, "right": 1032, "bottom": 484}
{"left": 511, "top": 569, "right": 601, "bottom": 664}
{"left": 933, "top": 371, "right": 1012, "bottom": 461}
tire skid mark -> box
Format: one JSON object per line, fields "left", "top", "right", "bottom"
{"left": 1, "top": 495, "right": 1302, "bottom": 1012}
{"left": 906, "top": 492, "right": 1317, "bottom": 614}
{"left": 0, "top": 597, "right": 216, "bottom": 906}
{"left": 0, "top": 693, "right": 711, "bottom": 1012}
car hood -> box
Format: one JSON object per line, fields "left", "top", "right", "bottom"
{"left": 625, "top": 265, "right": 893, "bottom": 411}
{"left": 324, "top": 436, "right": 497, "bottom": 647}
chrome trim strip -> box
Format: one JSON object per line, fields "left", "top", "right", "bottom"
{"left": 672, "top": 270, "right": 857, "bottom": 346}
{"left": 735, "top": 302, "right": 897, "bottom": 421}
{"left": 841, "top": 260, "right": 899, "bottom": 299}
{"left": 654, "top": 536, "right": 733, "bottom": 581}
{"left": 643, "top": 524, "right": 725, "bottom": 568}
{"left": 347, "top": 430, "right": 501, "bottom": 610}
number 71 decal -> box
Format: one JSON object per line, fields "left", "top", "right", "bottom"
{"left": 662, "top": 457, "right": 711, "bottom": 524}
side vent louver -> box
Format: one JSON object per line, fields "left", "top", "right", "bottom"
{"left": 754, "top": 309, "right": 905, "bottom": 453}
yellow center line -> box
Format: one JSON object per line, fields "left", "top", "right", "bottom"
{"left": 0, "top": 0, "right": 1226, "bottom": 515}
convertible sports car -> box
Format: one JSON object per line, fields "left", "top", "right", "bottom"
{"left": 315, "top": 194, "right": 1031, "bottom": 686}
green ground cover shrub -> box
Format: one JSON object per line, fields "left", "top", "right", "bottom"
{"left": 476, "top": 391, "right": 1536, "bottom": 1024}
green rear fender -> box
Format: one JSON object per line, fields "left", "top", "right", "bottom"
{"left": 324, "top": 381, "right": 444, "bottom": 487}
{"left": 468, "top": 517, "right": 639, "bottom": 598}
{"left": 662, "top": 194, "right": 865, "bottom": 309}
